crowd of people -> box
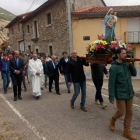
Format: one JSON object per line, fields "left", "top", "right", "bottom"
{"left": 0, "top": 48, "right": 137, "bottom": 140}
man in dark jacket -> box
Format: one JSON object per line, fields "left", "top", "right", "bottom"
{"left": 66, "top": 50, "right": 89, "bottom": 112}
{"left": 60, "top": 52, "right": 71, "bottom": 93}
{"left": 47, "top": 55, "right": 61, "bottom": 95}
{"left": 109, "top": 48, "right": 137, "bottom": 140}
{"left": 9, "top": 51, "right": 24, "bottom": 101}
{"left": 91, "top": 63, "right": 108, "bottom": 109}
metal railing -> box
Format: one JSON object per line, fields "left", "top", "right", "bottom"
{"left": 124, "top": 31, "right": 140, "bottom": 44}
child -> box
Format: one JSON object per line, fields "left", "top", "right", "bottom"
{"left": 43, "top": 57, "right": 48, "bottom": 88}
{"left": 113, "top": 12, "right": 118, "bottom": 23}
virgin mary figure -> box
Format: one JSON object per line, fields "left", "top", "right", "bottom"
{"left": 105, "top": 8, "right": 116, "bottom": 39}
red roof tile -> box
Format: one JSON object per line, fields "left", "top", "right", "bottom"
{"left": 72, "top": 5, "right": 140, "bottom": 13}
{"left": 18, "top": 11, "right": 32, "bottom": 18}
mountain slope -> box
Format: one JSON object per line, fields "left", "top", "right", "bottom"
{"left": 0, "top": 7, "right": 16, "bottom": 21}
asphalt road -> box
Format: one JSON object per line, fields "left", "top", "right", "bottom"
{"left": 0, "top": 77, "right": 140, "bottom": 140}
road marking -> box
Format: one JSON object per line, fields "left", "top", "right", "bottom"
{"left": 102, "top": 94, "right": 140, "bottom": 108}
{"left": 0, "top": 94, "right": 47, "bottom": 140}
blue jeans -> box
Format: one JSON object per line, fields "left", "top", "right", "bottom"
{"left": 71, "top": 81, "right": 86, "bottom": 107}
{"left": 2, "top": 72, "right": 10, "bottom": 90}
{"left": 64, "top": 74, "right": 71, "bottom": 91}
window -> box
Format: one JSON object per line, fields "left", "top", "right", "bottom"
{"left": 46, "top": 13, "right": 51, "bottom": 25}
{"left": 11, "top": 28, "right": 14, "bottom": 35}
{"left": 27, "top": 25, "right": 30, "bottom": 34}
{"left": 49, "top": 46, "right": 53, "bottom": 56}
{"left": 33, "top": 21, "right": 38, "bottom": 38}
{"left": 18, "top": 23, "right": 20, "bottom": 32}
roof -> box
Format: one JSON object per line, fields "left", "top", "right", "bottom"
{"left": 20, "top": 0, "right": 57, "bottom": 23}
{"left": 5, "top": 11, "right": 32, "bottom": 28}
{"left": 72, "top": 5, "right": 140, "bottom": 17}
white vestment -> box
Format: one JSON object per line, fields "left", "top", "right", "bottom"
{"left": 28, "top": 59, "right": 43, "bottom": 97}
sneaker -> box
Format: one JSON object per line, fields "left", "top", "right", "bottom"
{"left": 80, "top": 107, "right": 87, "bottom": 112}
{"left": 95, "top": 101, "right": 101, "bottom": 105}
{"left": 123, "top": 131, "right": 137, "bottom": 140}
{"left": 101, "top": 103, "right": 107, "bottom": 109}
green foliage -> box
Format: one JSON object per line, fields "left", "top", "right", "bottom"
{"left": 0, "top": 7, "right": 16, "bottom": 21}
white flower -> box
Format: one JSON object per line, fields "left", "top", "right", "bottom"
{"left": 94, "top": 40, "right": 99, "bottom": 43}
{"left": 119, "top": 42, "right": 123, "bottom": 48}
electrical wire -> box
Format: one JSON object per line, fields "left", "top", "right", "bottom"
{"left": 26, "top": 0, "right": 38, "bottom": 12}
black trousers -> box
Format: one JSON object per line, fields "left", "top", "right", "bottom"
{"left": 49, "top": 74, "right": 59, "bottom": 93}
{"left": 13, "top": 78, "right": 22, "bottom": 98}
{"left": 93, "top": 79, "right": 103, "bottom": 103}
{"left": 22, "top": 76, "right": 26, "bottom": 89}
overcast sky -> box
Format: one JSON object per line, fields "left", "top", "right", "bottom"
{"left": 0, "top": 0, "right": 140, "bottom": 15}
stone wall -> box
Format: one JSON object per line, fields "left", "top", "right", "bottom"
{"left": 71, "top": 0, "right": 105, "bottom": 11}
{"left": 8, "top": 22, "right": 23, "bottom": 51}
{"left": 23, "top": 0, "right": 69, "bottom": 58}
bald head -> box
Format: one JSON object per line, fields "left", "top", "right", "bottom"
{"left": 14, "top": 51, "right": 20, "bottom": 58}
{"left": 51, "top": 55, "right": 57, "bottom": 62}
{"left": 71, "top": 50, "right": 77, "bottom": 59}
{"left": 33, "top": 53, "right": 37, "bottom": 60}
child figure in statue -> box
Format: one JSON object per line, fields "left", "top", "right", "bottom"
{"left": 113, "top": 12, "right": 118, "bottom": 23}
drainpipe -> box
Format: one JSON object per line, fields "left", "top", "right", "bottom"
{"left": 66, "top": 0, "right": 73, "bottom": 53}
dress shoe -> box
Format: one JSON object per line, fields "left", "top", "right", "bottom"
{"left": 123, "top": 131, "right": 137, "bottom": 140}
{"left": 4, "top": 89, "right": 7, "bottom": 94}
{"left": 14, "top": 97, "right": 17, "bottom": 101}
{"left": 68, "top": 90, "right": 71, "bottom": 93}
{"left": 36, "top": 96, "right": 40, "bottom": 100}
{"left": 80, "top": 107, "right": 87, "bottom": 112}
{"left": 24, "top": 88, "right": 27, "bottom": 91}
{"left": 109, "top": 118, "right": 115, "bottom": 131}
{"left": 56, "top": 92, "right": 61, "bottom": 95}
{"left": 18, "top": 96, "right": 22, "bottom": 100}
{"left": 70, "top": 101, "right": 74, "bottom": 109}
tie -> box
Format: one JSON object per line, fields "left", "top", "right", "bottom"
{"left": 16, "top": 58, "right": 18, "bottom": 67}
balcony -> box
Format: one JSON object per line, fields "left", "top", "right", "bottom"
{"left": 124, "top": 31, "right": 140, "bottom": 44}
{"left": 31, "top": 38, "right": 39, "bottom": 42}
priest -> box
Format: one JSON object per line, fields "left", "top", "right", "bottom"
{"left": 28, "top": 53, "right": 43, "bottom": 99}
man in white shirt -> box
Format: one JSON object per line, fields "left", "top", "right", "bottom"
{"left": 28, "top": 53, "right": 43, "bottom": 99}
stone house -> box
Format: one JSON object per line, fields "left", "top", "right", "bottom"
{"left": 5, "top": 0, "right": 106, "bottom": 58}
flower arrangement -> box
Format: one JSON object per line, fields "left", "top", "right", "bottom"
{"left": 86, "top": 35, "right": 133, "bottom": 57}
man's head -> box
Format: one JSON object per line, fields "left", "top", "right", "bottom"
{"left": 116, "top": 48, "right": 126, "bottom": 62}
{"left": 51, "top": 55, "right": 57, "bottom": 62}
{"left": 43, "top": 57, "right": 46, "bottom": 63}
{"left": 3, "top": 53, "right": 7, "bottom": 60}
{"left": 40, "top": 57, "right": 43, "bottom": 62}
{"left": 22, "top": 51, "right": 25, "bottom": 56}
{"left": 71, "top": 50, "right": 77, "bottom": 59}
{"left": 33, "top": 53, "right": 37, "bottom": 60}
{"left": 14, "top": 51, "right": 20, "bottom": 58}
{"left": 45, "top": 53, "right": 48, "bottom": 57}
{"left": 62, "top": 52, "right": 67, "bottom": 58}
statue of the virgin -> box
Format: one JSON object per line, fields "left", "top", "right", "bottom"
{"left": 105, "top": 8, "right": 116, "bottom": 40}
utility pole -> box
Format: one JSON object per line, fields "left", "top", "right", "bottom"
{"left": 66, "top": 0, "right": 73, "bottom": 53}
